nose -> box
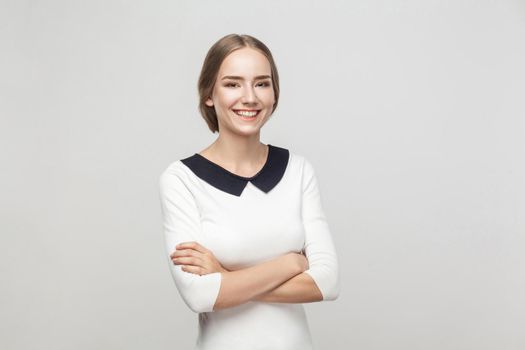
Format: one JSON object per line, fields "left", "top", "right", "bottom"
{"left": 241, "top": 85, "right": 257, "bottom": 105}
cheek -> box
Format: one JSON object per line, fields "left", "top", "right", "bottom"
{"left": 260, "top": 90, "right": 275, "bottom": 104}
{"left": 219, "top": 92, "right": 241, "bottom": 107}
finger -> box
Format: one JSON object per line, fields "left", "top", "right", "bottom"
{"left": 170, "top": 249, "right": 192, "bottom": 259}
{"left": 176, "top": 241, "right": 209, "bottom": 254}
{"left": 172, "top": 256, "right": 203, "bottom": 266}
{"left": 170, "top": 250, "right": 187, "bottom": 259}
{"left": 172, "top": 248, "right": 203, "bottom": 259}
{"left": 180, "top": 264, "right": 204, "bottom": 276}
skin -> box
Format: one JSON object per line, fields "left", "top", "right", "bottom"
{"left": 200, "top": 47, "right": 275, "bottom": 176}
{"left": 170, "top": 47, "right": 323, "bottom": 308}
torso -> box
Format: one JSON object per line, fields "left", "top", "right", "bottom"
{"left": 173, "top": 144, "right": 314, "bottom": 350}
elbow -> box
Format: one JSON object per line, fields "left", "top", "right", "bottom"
{"left": 183, "top": 296, "right": 215, "bottom": 314}
{"left": 317, "top": 266, "right": 340, "bottom": 301}
{"left": 322, "top": 278, "right": 340, "bottom": 301}
{"left": 305, "top": 267, "right": 340, "bottom": 301}
{"left": 180, "top": 285, "right": 220, "bottom": 313}
{"left": 325, "top": 268, "right": 340, "bottom": 301}
{"left": 186, "top": 284, "right": 222, "bottom": 313}
{"left": 173, "top": 271, "right": 223, "bottom": 314}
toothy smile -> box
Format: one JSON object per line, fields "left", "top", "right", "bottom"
{"left": 233, "top": 109, "right": 260, "bottom": 118}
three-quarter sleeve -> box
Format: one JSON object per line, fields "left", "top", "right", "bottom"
{"left": 159, "top": 167, "right": 222, "bottom": 313}
{"left": 301, "top": 158, "right": 340, "bottom": 301}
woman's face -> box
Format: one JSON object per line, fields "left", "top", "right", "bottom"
{"left": 206, "top": 47, "right": 275, "bottom": 136}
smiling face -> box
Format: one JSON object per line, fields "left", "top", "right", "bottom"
{"left": 205, "top": 47, "right": 275, "bottom": 136}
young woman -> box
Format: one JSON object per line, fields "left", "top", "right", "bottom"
{"left": 159, "top": 33, "right": 340, "bottom": 350}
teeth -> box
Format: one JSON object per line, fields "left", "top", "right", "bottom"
{"left": 234, "top": 110, "right": 258, "bottom": 117}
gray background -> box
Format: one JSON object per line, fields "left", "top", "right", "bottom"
{"left": 2, "top": 0, "right": 524, "bottom": 349}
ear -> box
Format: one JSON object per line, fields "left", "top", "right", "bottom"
{"left": 205, "top": 97, "right": 214, "bottom": 107}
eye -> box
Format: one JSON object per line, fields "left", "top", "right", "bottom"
{"left": 257, "top": 81, "right": 271, "bottom": 87}
{"left": 224, "top": 81, "right": 271, "bottom": 88}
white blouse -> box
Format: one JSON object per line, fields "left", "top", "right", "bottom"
{"left": 159, "top": 144, "right": 340, "bottom": 350}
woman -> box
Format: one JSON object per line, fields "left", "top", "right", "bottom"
{"left": 159, "top": 33, "right": 340, "bottom": 350}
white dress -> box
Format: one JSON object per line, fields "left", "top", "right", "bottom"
{"left": 159, "top": 144, "right": 340, "bottom": 350}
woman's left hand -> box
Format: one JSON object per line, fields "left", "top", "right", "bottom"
{"left": 170, "top": 241, "right": 229, "bottom": 275}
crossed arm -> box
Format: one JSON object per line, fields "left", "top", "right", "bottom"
{"left": 252, "top": 268, "right": 324, "bottom": 304}
{"left": 160, "top": 159, "right": 339, "bottom": 314}
{"left": 170, "top": 241, "right": 324, "bottom": 311}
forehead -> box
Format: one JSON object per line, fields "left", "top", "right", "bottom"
{"left": 218, "top": 48, "right": 271, "bottom": 77}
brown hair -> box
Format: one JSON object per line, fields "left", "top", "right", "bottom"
{"left": 197, "top": 34, "right": 280, "bottom": 133}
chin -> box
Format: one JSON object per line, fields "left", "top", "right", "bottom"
{"left": 235, "top": 127, "right": 262, "bottom": 136}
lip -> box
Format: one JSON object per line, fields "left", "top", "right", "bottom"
{"left": 232, "top": 109, "right": 261, "bottom": 121}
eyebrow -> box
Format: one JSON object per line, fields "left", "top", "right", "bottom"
{"left": 221, "top": 75, "right": 271, "bottom": 81}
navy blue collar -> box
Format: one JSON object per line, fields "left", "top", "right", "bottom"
{"left": 180, "top": 144, "right": 290, "bottom": 196}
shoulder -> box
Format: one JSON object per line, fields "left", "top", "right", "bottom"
{"left": 285, "top": 149, "right": 320, "bottom": 194}
{"left": 159, "top": 159, "right": 195, "bottom": 191}
{"left": 160, "top": 159, "right": 186, "bottom": 179}
{"left": 286, "top": 147, "right": 316, "bottom": 175}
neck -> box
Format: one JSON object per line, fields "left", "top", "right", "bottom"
{"left": 215, "top": 135, "right": 266, "bottom": 161}
{"left": 202, "top": 133, "right": 269, "bottom": 174}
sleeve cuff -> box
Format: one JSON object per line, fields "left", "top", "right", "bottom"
{"left": 304, "top": 268, "right": 340, "bottom": 301}
{"left": 180, "top": 271, "right": 222, "bottom": 313}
